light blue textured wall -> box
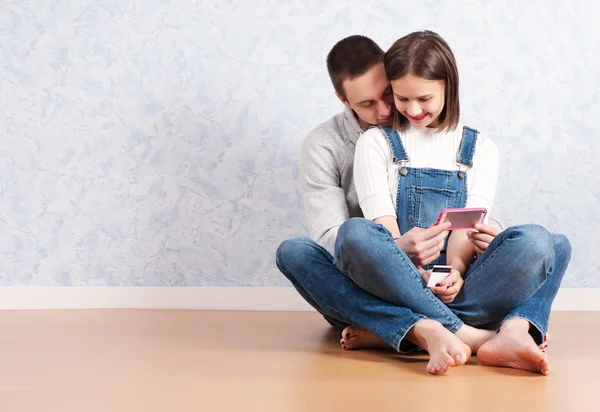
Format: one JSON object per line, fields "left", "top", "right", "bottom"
{"left": 0, "top": 1, "right": 598, "bottom": 286}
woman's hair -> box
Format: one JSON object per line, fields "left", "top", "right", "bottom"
{"left": 384, "top": 30, "right": 460, "bottom": 132}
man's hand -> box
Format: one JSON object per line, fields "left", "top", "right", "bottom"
{"left": 466, "top": 223, "right": 502, "bottom": 255}
{"left": 422, "top": 268, "right": 464, "bottom": 304}
{"left": 395, "top": 222, "right": 452, "bottom": 267}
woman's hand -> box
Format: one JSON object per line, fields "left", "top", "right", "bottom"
{"left": 422, "top": 268, "right": 464, "bottom": 304}
{"left": 467, "top": 223, "right": 502, "bottom": 255}
{"left": 395, "top": 222, "right": 452, "bottom": 266}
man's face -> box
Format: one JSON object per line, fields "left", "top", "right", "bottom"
{"left": 337, "top": 62, "right": 393, "bottom": 129}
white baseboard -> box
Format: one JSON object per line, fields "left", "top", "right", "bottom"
{"left": 0, "top": 286, "right": 597, "bottom": 311}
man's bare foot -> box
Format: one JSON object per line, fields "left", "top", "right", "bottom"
{"left": 478, "top": 319, "right": 550, "bottom": 375}
{"left": 410, "top": 319, "right": 472, "bottom": 375}
{"left": 340, "top": 325, "right": 389, "bottom": 350}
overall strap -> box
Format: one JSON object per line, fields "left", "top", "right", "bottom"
{"left": 456, "top": 125, "right": 479, "bottom": 179}
{"left": 379, "top": 126, "right": 409, "bottom": 176}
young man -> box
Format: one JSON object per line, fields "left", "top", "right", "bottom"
{"left": 275, "top": 35, "right": 571, "bottom": 375}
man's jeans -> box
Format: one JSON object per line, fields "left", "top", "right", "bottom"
{"left": 276, "top": 218, "right": 572, "bottom": 352}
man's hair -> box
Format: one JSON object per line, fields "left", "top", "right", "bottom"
{"left": 326, "top": 35, "right": 385, "bottom": 100}
{"left": 385, "top": 30, "right": 460, "bottom": 132}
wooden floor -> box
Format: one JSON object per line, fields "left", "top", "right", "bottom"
{"left": 0, "top": 310, "right": 598, "bottom": 412}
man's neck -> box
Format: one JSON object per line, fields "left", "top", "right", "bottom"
{"left": 351, "top": 110, "right": 370, "bottom": 130}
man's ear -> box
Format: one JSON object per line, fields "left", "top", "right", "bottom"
{"left": 335, "top": 92, "right": 351, "bottom": 109}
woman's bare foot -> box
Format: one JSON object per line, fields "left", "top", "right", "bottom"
{"left": 478, "top": 319, "right": 550, "bottom": 375}
{"left": 409, "top": 319, "right": 472, "bottom": 375}
{"left": 340, "top": 325, "right": 389, "bottom": 350}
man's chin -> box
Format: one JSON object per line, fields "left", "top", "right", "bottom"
{"left": 377, "top": 118, "right": 393, "bottom": 126}
{"left": 359, "top": 117, "right": 392, "bottom": 129}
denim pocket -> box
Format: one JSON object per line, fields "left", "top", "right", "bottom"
{"left": 406, "top": 186, "right": 461, "bottom": 228}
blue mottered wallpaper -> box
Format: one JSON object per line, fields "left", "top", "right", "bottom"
{"left": 0, "top": 1, "right": 597, "bottom": 286}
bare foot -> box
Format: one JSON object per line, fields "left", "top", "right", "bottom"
{"left": 455, "top": 325, "right": 496, "bottom": 354}
{"left": 340, "top": 325, "right": 389, "bottom": 350}
{"left": 478, "top": 319, "right": 550, "bottom": 375}
{"left": 410, "top": 319, "right": 472, "bottom": 375}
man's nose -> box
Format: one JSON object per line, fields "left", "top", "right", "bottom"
{"left": 379, "top": 100, "right": 391, "bottom": 117}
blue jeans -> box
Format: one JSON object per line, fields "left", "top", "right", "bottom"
{"left": 276, "top": 218, "right": 571, "bottom": 352}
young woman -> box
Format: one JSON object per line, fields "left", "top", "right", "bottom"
{"left": 339, "top": 30, "right": 571, "bottom": 374}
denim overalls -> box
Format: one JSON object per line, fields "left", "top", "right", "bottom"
{"left": 379, "top": 125, "right": 478, "bottom": 268}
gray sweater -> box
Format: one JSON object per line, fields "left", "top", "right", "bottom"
{"left": 300, "top": 108, "right": 367, "bottom": 255}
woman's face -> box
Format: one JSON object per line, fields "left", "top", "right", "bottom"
{"left": 391, "top": 73, "right": 446, "bottom": 128}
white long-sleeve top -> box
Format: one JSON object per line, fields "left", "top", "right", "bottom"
{"left": 354, "top": 125, "right": 500, "bottom": 222}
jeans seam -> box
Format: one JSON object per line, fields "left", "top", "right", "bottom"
{"left": 392, "top": 316, "right": 464, "bottom": 353}
{"left": 376, "top": 224, "right": 460, "bottom": 326}
{"left": 392, "top": 314, "right": 426, "bottom": 352}
{"left": 447, "top": 319, "right": 464, "bottom": 334}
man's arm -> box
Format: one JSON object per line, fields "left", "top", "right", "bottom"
{"left": 300, "top": 134, "right": 349, "bottom": 255}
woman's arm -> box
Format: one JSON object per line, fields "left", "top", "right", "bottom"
{"left": 427, "top": 229, "right": 475, "bottom": 303}
{"left": 446, "top": 230, "right": 476, "bottom": 276}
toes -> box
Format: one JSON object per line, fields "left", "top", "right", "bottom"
{"left": 529, "top": 350, "right": 550, "bottom": 374}
{"left": 346, "top": 335, "right": 358, "bottom": 346}
{"left": 343, "top": 325, "right": 360, "bottom": 338}
{"left": 426, "top": 351, "right": 459, "bottom": 375}
{"left": 540, "top": 359, "right": 551, "bottom": 375}
{"left": 438, "top": 360, "right": 451, "bottom": 374}
{"left": 426, "top": 359, "right": 439, "bottom": 374}
{"left": 433, "top": 361, "right": 445, "bottom": 374}
{"left": 427, "top": 358, "right": 442, "bottom": 374}
{"left": 444, "top": 353, "right": 455, "bottom": 364}
{"left": 453, "top": 352, "right": 466, "bottom": 365}
{"left": 341, "top": 334, "right": 360, "bottom": 350}
{"left": 531, "top": 348, "right": 546, "bottom": 363}
{"left": 442, "top": 355, "right": 455, "bottom": 372}
{"left": 539, "top": 333, "right": 549, "bottom": 349}
{"left": 427, "top": 358, "right": 452, "bottom": 375}
{"left": 341, "top": 326, "right": 353, "bottom": 339}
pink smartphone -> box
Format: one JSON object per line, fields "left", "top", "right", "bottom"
{"left": 435, "top": 207, "right": 487, "bottom": 230}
